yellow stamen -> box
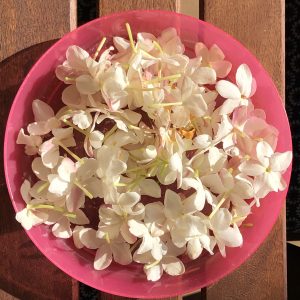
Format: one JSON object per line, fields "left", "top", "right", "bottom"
{"left": 209, "top": 193, "right": 228, "bottom": 219}
{"left": 265, "top": 166, "right": 271, "bottom": 173}
{"left": 74, "top": 180, "right": 93, "bottom": 199}
{"left": 228, "top": 168, "right": 234, "bottom": 174}
{"left": 125, "top": 23, "right": 137, "bottom": 53}
{"left": 93, "top": 37, "right": 107, "bottom": 60}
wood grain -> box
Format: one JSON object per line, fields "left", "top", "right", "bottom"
{"left": 204, "top": 1, "right": 286, "bottom": 299}
{"left": 0, "top": 0, "right": 77, "bottom": 61}
{"left": 99, "top": 0, "right": 180, "bottom": 16}
{"left": 0, "top": 1, "right": 78, "bottom": 299}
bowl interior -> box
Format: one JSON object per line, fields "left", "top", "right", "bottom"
{"left": 4, "top": 10, "right": 292, "bottom": 298}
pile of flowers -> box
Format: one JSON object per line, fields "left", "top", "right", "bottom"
{"left": 16, "top": 24, "right": 292, "bottom": 281}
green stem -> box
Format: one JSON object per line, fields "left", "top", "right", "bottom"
{"left": 93, "top": 37, "right": 107, "bottom": 60}
{"left": 209, "top": 192, "right": 228, "bottom": 219}
{"left": 74, "top": 180, "right": 93, "bottom": 199}
{"left": 56, "top": 140, "right": 84, "bottom": 164}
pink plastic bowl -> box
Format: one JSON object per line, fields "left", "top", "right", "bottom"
{"left": 4, "top": 10, "right": 292, "bottom": 298}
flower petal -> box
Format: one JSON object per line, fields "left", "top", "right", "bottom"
{"left": 236, "top": 64, "right": 252, "bottom": 98}
{"left": 164, "top": 189, "right": 183, "bottom": 220}
{"left": 111, "top": 242, "right": 132, "bottom": 265}
{"left": 80, "top": 228, "right": 102, "bottom": 249}
{"left": 144, "top": 263, "right": 163, "bottom": 282}
{"left": 52, "top": 218, "right": 72, "bottom": 239}
{"left": 210, "top": 60, "right": 232, "bottom": 78}
{"left": 162, "top": 256, "right": 185, "bottom": 276}
{"left": 94, "top": 244, "right": 112, "bottom": 270}
{"left": 32, "top": 99, "right": 55, "bottom": 121}
{"left": 216, "top": 80, "right": 241, "bottom": 99}
{"left": 139, "top": 179, "right": 161, "bottom": 198}
{"left": 76, "top": 74, "right": 100, "bottom": 95}
{"left": 192, "top": 67, "right": 216, "bottom": 85}
{"left": 187, "top": 239, "right": 203, "bottom": 260}
{"left": 270, "top": 151, "right": 292, "bottom": 172}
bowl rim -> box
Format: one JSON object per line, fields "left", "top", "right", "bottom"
{"left": 4, "top": 9, "right": 293, "bottom": 298}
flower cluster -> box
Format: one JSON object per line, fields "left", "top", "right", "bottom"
{"left": 16, "top": 24, "right": 292, "bottom": 281}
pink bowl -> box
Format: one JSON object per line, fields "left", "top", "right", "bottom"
{"left": 4, "top": 10, "right": 292, "bottom": 298}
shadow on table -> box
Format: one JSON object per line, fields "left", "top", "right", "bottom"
{"left": 0, "top": 40, "right": 73, "bottom": 300}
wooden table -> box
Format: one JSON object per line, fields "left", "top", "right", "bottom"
{"left": 0, "top": 1, "right": 285, "bottom": 299}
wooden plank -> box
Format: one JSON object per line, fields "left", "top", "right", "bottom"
{"left": 99, "top": 0, "right": 180, "bottom": 16}
{"left": 0, "top": 1, "right": 78, "bottom": 299}
{"left": 204, "top": 1, "right": 286, "bottom": 299}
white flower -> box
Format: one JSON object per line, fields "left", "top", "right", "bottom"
{"left": 39, "top": 127, "right": 76, "bottom": 168}
{"left": 216, "top": 64, "right": 254, "bottom": 114}
{"left": 209, "top": 208, "right": 243, "bottom": 257}
{"left": 17, "top": 128, "right": 42, "bottom": 155}
{"left": 195, "top": 42, "right": 232, "bottom": 78}
{"left": 27, "top": 100, "right": 60, "bottom": 135}
{"left": 134, "top": 251, "right": 185, "bottom": 282}
{"left": 48, "top": 157, "right": 102, "bottom": 211}
{"left": 239, "top": 141, "right": 292, "bottom": 199}
{"left": 128, "top": 219, "right": 167, "bottom": 261}
{"left": 75, "top": 227, "right": 132, "bottom": 270}
{"left": 98, "top": 191, "right": 144, "bottom": 243}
